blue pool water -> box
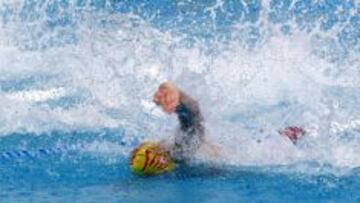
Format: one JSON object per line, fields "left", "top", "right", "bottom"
{"left": 1, "top": 0, "right": 360, "bottom": 202}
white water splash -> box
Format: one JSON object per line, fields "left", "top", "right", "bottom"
{"left": 0, "top": 1, "right": 360, "bottom": 171}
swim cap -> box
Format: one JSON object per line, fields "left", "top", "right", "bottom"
{"left": 129, "top": 142, "right": 175, "bottom": 176}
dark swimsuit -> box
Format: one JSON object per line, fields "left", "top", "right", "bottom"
{"left": 170, "top": 92, "right": 205, "bottom": 162}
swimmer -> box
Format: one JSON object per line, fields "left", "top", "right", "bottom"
{"left": 153, "top": 81, "right": 216, "bottom": 161}
{"left": 153, "top": 81, "right": 305, "bottom": 161}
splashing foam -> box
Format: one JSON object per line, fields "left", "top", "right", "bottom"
{"left": 0, "top": 2, "right": 360, "bottom": 171}
{"left": 204, "top": 31, "right": 360, "bottom": 171}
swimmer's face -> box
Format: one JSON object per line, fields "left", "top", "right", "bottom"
{"left": 153, "top": 81, "right": 180, "bottom": 113}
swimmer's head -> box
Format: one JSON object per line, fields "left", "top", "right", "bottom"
{"left": 153, "top": 81, "right": 180, "bottom": 113}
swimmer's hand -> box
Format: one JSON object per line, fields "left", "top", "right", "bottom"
{"left": 201, "top": 140, "right": 222, "bottom": 157}
{"left": 153, "top": 81, "right": 180, "bottom": 113}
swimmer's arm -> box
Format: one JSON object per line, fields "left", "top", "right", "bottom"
{"left": 176, "top": 93, "right": 226, "bottom": 157}
{"left": 200, "top": 139, "right": 222, "bottom": 157}
{"left": 175, "top": 91, "right": 205, "bottom": 138}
